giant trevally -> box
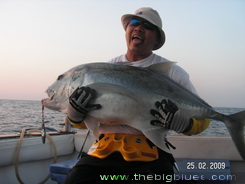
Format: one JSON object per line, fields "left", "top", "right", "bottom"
{"left": 43, "top": 62, "right": 245, "bottom": 160}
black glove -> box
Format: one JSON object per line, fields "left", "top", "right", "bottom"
{"left": 150, "top": 99, "right": 192, "bottom": 133}
{"left": 67, "top": 86, "right": 101, "bottom": 123}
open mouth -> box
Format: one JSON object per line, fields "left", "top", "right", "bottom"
{"left": 131, "top": 35, "right": 144, "bottom": 45}
{"left": 44, "top": 90, "right": 56, "bottom": 102}
{"left": 49, "top": 90, "right": 56, "bottom": 100}
{"left": 132, "top": 35, "right": 143, "bottom": 41}
{"left": 41, "top": 90, "right": 56, "bottom": 107}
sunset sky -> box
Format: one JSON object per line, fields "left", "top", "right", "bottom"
{"left": 1, "top": 0, "right": 245, "bottom": 108}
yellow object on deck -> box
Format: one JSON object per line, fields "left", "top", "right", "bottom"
{"left": 88, "top": 133, "right": 159, "bottom": 162}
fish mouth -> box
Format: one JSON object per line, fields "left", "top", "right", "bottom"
{"left": 47, "top": 90, "right": 56, "bottom": 100}
{"left": 42, "top": 90, "right": 56, "bottom": 105}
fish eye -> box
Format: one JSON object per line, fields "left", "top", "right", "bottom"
{"left": 57, "top": 75, "right": 64, "bottom": 80}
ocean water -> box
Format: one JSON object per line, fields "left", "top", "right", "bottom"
{"left": 0, "top": 99, "right": 244, "bottom": 135}
{"left": 0, "top": 99, "right": 66, "bottom": 135}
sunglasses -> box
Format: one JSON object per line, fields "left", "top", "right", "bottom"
{"left": 129, "top": 19, "right": 156, "bottom": 31}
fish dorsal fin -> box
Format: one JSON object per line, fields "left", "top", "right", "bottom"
{"left": 147, "top": 61, "right": 176, "bottom": 75}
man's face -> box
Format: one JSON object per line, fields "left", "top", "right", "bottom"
{"left": 125, "top": 18, "right": 159, "bottom": 56}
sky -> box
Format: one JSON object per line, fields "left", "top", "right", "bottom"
{"left": 0, "top": 0, "right": 245, "bottom": 108}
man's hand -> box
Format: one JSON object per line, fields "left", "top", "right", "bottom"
{"left": 150, "top": 99, "right": 192, "bottom": 133}
{"left": 67, "top": 87, "right": 101, "bottom": 123}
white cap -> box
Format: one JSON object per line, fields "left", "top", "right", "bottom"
{"left": 121, "top": 7, "right": 166, "bottom": 50}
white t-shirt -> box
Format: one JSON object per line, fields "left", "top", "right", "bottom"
{"left": 109, "top": 53, "right": 197, "bottom": 94}
{"left": 98, "top": 53, "right": 197, "bottom": 135}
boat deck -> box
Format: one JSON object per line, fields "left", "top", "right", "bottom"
{"left": 0, "top": 132, "right": 244, "bottom": 183}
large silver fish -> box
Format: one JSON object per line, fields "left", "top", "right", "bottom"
{"left": 43, "top": 62, "right": 245, "bottom": 160}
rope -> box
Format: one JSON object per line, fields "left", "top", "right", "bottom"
{"left": 14, "top": 128, "right": 57, "bottom": 184}
{"left": 77, "top": 130, "right": 90, "bottom": 159}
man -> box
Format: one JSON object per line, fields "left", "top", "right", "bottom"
{"left": 64, "top": 7, "right": 210, "bottom": 184}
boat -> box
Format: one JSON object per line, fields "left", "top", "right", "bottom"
{"left": 0, "top": 127, "right": 244, "bottom": 184}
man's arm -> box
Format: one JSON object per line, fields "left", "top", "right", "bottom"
{"left": 66, "top": 87, "right": 101, "bottom": 129}
{"left": 183, "top": 118, "right": 210, "bottom": 135}
{"left": 150, "top": 99, "right": 210, "bottom": 135}
{"left": 166, "top": 65, "right": 210, "bottom": 135}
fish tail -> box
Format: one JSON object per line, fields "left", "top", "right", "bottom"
{"left": 224, "top": 110, "right": 245, "bottom": 160}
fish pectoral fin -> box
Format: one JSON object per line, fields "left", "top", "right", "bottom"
{"left": 85, "top": 83, "right": 144, "bottom": 125}
{"left": 142, "top": 127, "right": 171, "bottom": 154}
{"left": 86, "top": 83, "right": 134, "bottom": 95}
